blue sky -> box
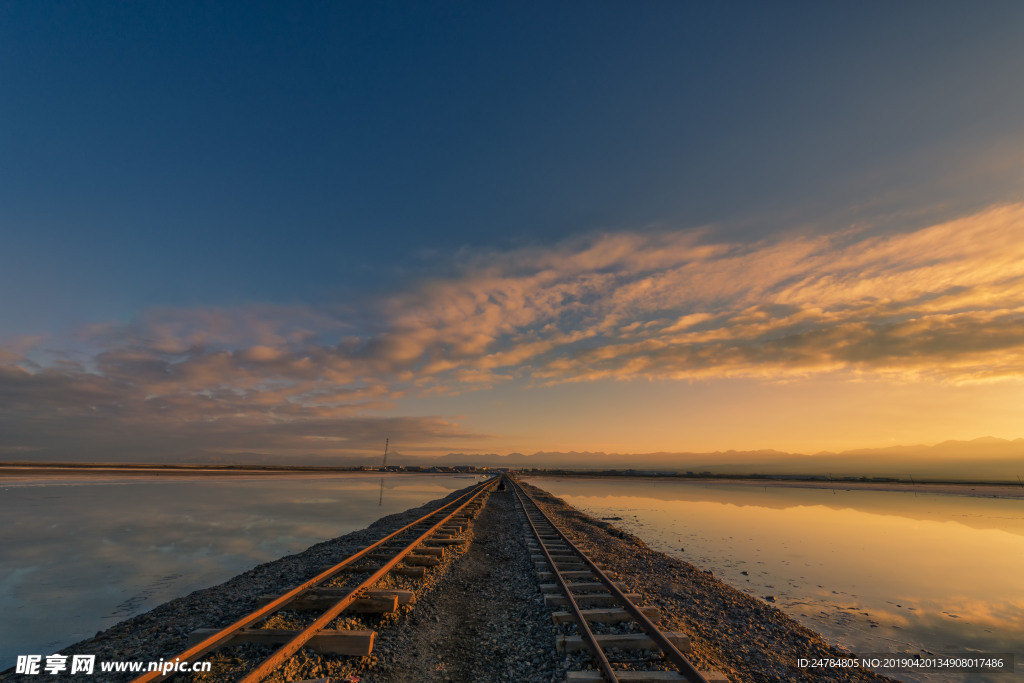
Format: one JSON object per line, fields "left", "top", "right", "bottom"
{"left": 3, "top": 2, "right": 1024, "bottom": 461}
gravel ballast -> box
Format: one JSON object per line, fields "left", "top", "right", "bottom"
{"left": 3, "top": 479, "right": 896, "bottom": 683}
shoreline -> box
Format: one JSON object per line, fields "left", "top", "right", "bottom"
{"left": 0, "top": 485, "right": 479, "bottom": 682}
{"left": 4, "top": 466, "right": 1022, "bottom": 499}
{"left": 527, "top": 474, "right": 1024, "bottom": 500}
{"left": 4, "top": 481, "right": 899, "bottom": 682}
{"left": 0, "top": 466, "right": 391, "bottom": 479}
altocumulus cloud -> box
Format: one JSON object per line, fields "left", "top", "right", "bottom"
{"left": 371, "top": 202, "right": 1024, "bottom": 385}
{"left": 2, "top": 203, "right": 1023, "bottom": 460}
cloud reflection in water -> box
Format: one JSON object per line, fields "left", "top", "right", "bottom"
{"left": 0, "top": 472, "right": 470, "bottom": 669}
{"left": 528, "top": 477, "right": 1024, "bottom": 683}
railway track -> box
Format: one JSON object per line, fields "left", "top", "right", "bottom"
{"left": 508, "top": 476, "right": 728, "bottom": 683}
{"left": 130, "top": 477, "right": 496, "bottom": 683}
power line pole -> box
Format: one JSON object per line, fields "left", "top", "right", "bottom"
{"left": 382, "top": 437, "right": 389, "bottom": 469}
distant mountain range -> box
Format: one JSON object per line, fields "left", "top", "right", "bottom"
{"left": 6, "top": 437, "right": 1022, "bottom": 482}
{"left": 142, "top": 436, "right": 1024, "bottom": 482}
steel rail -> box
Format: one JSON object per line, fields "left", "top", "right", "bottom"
{"left": 238, "top": 477, "right": 495, "bottom": 683}
{"left": 510, "top": 476, "right": 618, "bottom": 682}
{"left": 510, "top": 476, "right": 710, "bottom": 683}
{"left": 131, "top": 477, "right": 494, "bottom": 683}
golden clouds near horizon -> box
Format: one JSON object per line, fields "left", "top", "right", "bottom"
{"left": 384, "top": 202, "right": 1024, "bottom": 386}
{"left": 2, "top": 203, "right": 1024, "bottom": 457}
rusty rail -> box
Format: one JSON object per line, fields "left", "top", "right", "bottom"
{"left": 509, "top": 475, "right": 710, "bottom": 683}
{"left": 132, "top": 477, "right": 496, "bottom": 683}
{"left": 515, "top": 479, "right": 618, "bottom": 681}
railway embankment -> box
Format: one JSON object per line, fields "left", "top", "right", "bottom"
{"left": 4, "top": 480, "right": 894, "bottom": 683}
{"left": 512, "top": 481, "right": 893, "bottom": 683}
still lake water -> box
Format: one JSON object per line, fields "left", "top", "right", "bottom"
{"left": 525, "top": 476, "right": 1024, "bottom": 683}
{"left": 0, "top": 471, "right": 480, "bottom": 670}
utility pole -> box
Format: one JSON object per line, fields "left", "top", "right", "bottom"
{"left": 382, "top": 437, "right": 389, "bottom": 469}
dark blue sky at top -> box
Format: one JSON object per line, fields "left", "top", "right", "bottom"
{"left": 2, "top": 1, "right": 1023, "bottom": 334}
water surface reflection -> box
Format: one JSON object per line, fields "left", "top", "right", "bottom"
{"left": 0, "top": 472, "right": 476, "bottom": 669}
{"left": 526, "top": 477, "right": 1024, "bottom": 682}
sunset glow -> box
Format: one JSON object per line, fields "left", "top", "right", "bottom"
{"left": 2, "top": 3, "right": 1024, "bottom": 466}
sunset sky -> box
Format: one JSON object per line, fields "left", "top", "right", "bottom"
{"left": 2, "top": 2, "right": 1024, "bottom": 462}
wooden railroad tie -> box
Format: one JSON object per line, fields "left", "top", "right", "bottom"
{"left": 539, "top": 582, "right": 627, "bottom": 593}
{"left": 535, "top": 561, "right": 587, "bottom": 571}
{"left": 533, "top": 556, "right": 586, "bottom": 565}
{"left": 537, "top": 570, "right": 597, "bottom": 580}
{"left": 256, "top": 589, "right": 416, "bottom": 612}
{"left": 550, "top": 605, "right": 661, "bottom": 625}
{"left": 424, "top": 538, "right": 467, "bottom": 546}
{"left": 556, "top": 632, "right": 690, "bottom": 654}
{"left": 566, "top": 671, "right": 730, "bottom": 682}
{"left": 368, "top": 548, "right": 442, "bottom": 561}
{"left": 545, "top": 593, "right": 642, "bottom": 608}
{"left": 414, "top": 547, "right": 444, "bottom": 556}
{"left": 187, "top": 628, "right": 374, "bottom": 656}
{"left": 340, "top": 588, "right": 416, "bottom": 604}
{"left": 378, "top": 545, "right": 443, "bottom": 554}
{"left": 354, "top": 565, "right": 426, "bottom": 578}
{"left": 255, "top": 594, "right": 396, "bottom": 613}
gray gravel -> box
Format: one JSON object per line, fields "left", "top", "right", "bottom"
{"left": 0, "top": 485, "right": 479, "bottom": 683}
{"left": 517, "top": 481, "right": 897, "bottom": 683}
{"left": 2, "top": 479, "right": 899, "bottom": 683}
{"left": 370, "top": 483, "right": 565, "bottom": 683}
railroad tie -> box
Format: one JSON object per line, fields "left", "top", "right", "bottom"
{"left": 537, "top": 570, "right": 597, "bottom": 580}
{"left": 556, "top": 631, "right": 691, "bottom": 654}
{"left": 414, "top": 547, "right": 444, "bottom": 556}
{"left": 357, "top": 564, "right": 427, "bottom": 578}
{"left": 255, "top": 594, "right": 398, "bottom": 613}
{"left": 256, "top": 589, "right": 416, "bottom": 611}
{"left": 187, "top": 628, "right": 375, "bottom": 656}
{"left": 535, "top": 561, "right": 588, "bottom": 571}
{"left": 128, "top": 477, "right": 497, "bottom": 683}
{"left": 539, "top": 581, "right": 628, "bottom": 593}
{"left": 566, "top": 672, "right": 730, "bottom": 682}
{"left": 544, "top": 592, "right": 643, "bottom": 608}
{"left": 550, "top": 605, "right": 661, "bottom": 625}
{"left": 424, "top": 537, "right": 467, "bottom": 546}
{"left": 509, "top": 476, "right": 726, "bottom": 683}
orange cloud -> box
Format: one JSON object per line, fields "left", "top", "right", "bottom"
{"left": 360, "top": 202, "right": 1024, "bottom": 386}
{"left": 3, "top": 202, "right": 1023, "bottom": 459}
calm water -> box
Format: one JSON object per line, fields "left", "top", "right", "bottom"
{"left": 0, "top": 471, "right": 480, "bottom": 670}
{"left": 525, "top": 477, "right": 1024, "bottom": 683}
